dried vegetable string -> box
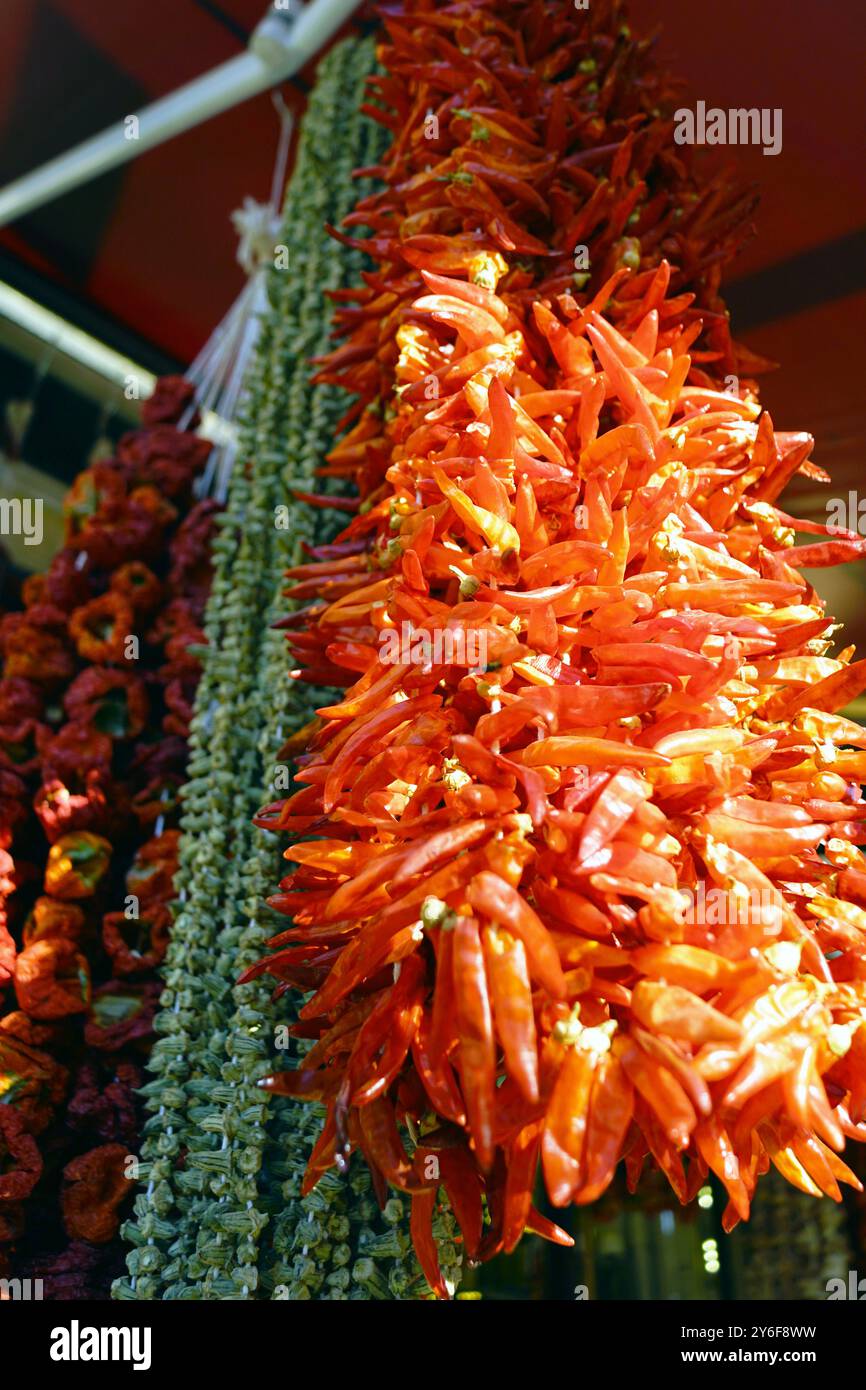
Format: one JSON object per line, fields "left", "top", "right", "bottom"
{"left": 251, "top": 0, "right": 866, "bottom": 1295}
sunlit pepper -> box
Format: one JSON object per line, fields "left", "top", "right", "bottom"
{"left": 44, "top": 832, "right": 112, "bottom": 901}
{"left": 14, "top": 939, "right": 91, "bottom": 1019}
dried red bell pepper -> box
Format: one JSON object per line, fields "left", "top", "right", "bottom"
{"left": 61, "top": 1143, "right": 130, "bottom": 1243}
{"left": 44, "top": 832, "right": 112, "bottom": 901}
{"left": 0, "top": 1108, "right": 43, "bottom": 1200}
{"left": 22, "top": 897, "right": 87, "bottom": 947}
{"left": 68, "top": 594, "right": 135, "bottom": 664}
{"left": 0, "top": 370, "right": 215, "bottom": 1291}
{"left": 14, "top": 939, "right": 91, "bottom": 1020}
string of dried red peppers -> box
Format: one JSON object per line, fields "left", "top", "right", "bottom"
{"left": 0, "top": 378, "right": 215, "bottom": 1292}
{"left": 252, "top": 0, "right": 866, "bottom": 1295}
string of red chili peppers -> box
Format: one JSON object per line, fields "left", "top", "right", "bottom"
{"left": 248, "top": 0, "right": 866, "bottom": 1297}
{"left": 0, "top": 377, "right": 216, "bottom": 1293}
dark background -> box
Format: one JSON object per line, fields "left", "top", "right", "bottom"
{"left": 0, "top": 0, "right": 863, "bottom": 1300}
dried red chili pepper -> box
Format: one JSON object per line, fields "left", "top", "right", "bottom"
{"left": 482, "top": 925, "right": 539, "bottom": 1103}
{"left": 451, "top": 915, "right": 496, "bottom": 1173}
{"left": 437, "top": 1142, "right": 484, "bottom": 1259}
{"left": 410, "top": 1189, "right": 450, "bottom": 1298}
{"left": 356, "top": 1094, "right": 430, "bottom": 1193}
{"left": 468, "top": 872, "right": 566, "bottom": 1000}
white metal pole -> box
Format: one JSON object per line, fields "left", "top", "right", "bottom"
{"left": 0, "top": 0, "right": 362, "bottom": 228}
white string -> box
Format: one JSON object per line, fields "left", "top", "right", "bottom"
{"left": 178, "top": 96, "right": 295, "bottom": 499}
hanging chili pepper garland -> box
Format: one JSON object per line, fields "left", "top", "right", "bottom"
{"left": 250, "top": 0, "right": 866, "bottom": 1295}
{"left": 0, "top": 379, "right": 216, "bottom": 1291}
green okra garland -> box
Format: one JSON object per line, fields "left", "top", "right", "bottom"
{"left": 117, "top": 35, "right": 459, "bottom": 1301}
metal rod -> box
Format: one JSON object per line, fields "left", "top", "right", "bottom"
{"left": 0, "top": 0, "right": 362, "bottom": 228}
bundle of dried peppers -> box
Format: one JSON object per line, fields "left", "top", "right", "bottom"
{"left": 250, "top": 0, "right": 866, "bottom": 1295}
{"left": 0, "top": 378, "right": 216, "bottom": 1293}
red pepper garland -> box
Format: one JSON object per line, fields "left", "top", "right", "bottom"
{"left": 0, "top": 378, "right": 215, "bottom": 1291}
{"left": 251, "top": 0, "right": 866, "bottom": 1294}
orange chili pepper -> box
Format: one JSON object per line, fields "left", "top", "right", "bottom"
{"left": 575, "top": 1051, "right": 634, "bottom": 1204}
{"left": 502, "top": 1120, "right": 543, "bottom": 1252}
{"left": 542, "top": 1042, "right": 595, "bottom": 1206}
{"left": 452, "top": 915, "right": 497, "bottom": 1173}
{"left": 468, "top": 872, "right": 565, "bottom": 999}
{"left": 438, "top": 1144, "right": 485, "bottom": 1261}
{"left": 410, "top": 1189, "right": 450, "bottom": 1299}
{"left": 411, "top": 1009, "right": 467, "bottom": 1126}
{"left": 617, "top": 1036, "right": 696, "bottom": 1150}
{"left": 483, "top": 925, "right": 539, "bottom": 1103}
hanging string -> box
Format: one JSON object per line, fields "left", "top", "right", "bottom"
{"left": 268, "top": 90, "right": 293, "bottom": 214}
{"left": 181, "top": 91, "right": 296, "bottom": 501}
